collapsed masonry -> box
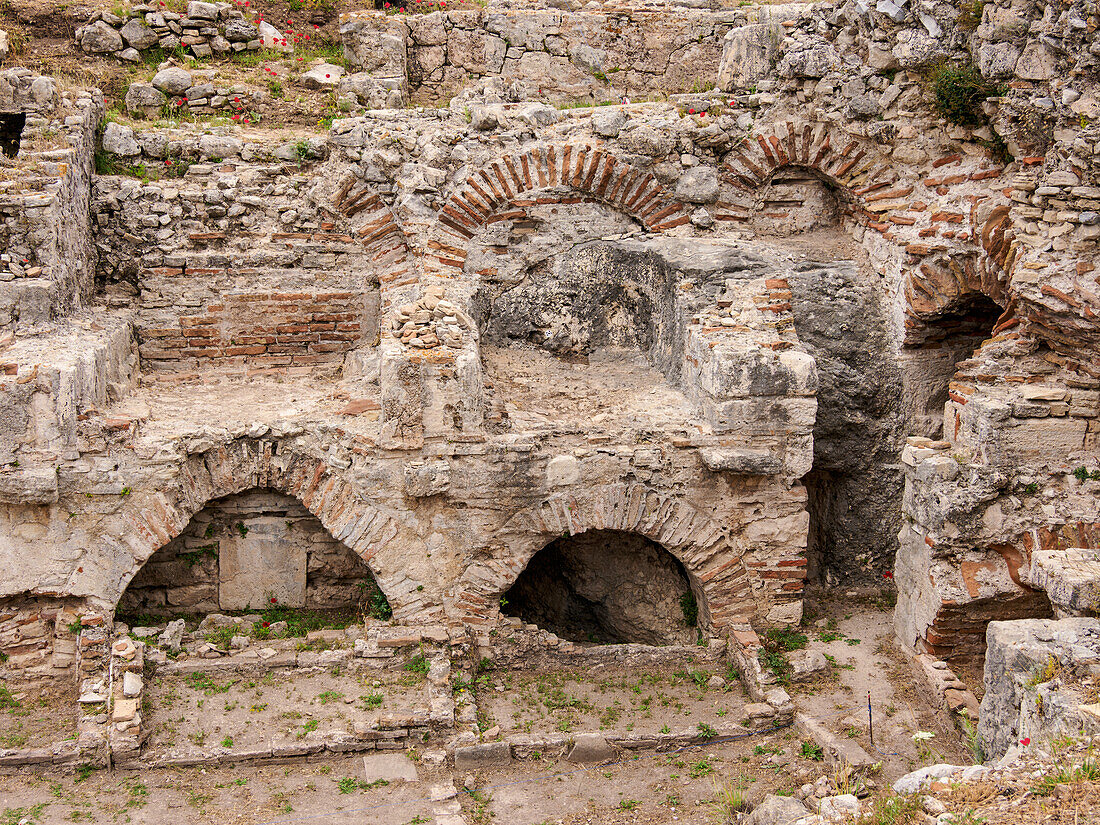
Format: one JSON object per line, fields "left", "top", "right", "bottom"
{"left": 0, "top": 0, "right": 1095, "bottom": 743}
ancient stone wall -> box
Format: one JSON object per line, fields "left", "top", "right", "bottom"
{"left": 342, "top": 8, "right": 735, "bottom": 105}
{"left": 0, "top": 0, "right": 1098, "bottom": 674}
{"left": 0, "top": 70, "right": 103, "bottom": 334}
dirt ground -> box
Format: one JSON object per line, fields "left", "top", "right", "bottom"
{"left": 477, "top": 662, "right": 744, "bottom": 738}
{"left": 0, "top": 677, "right": 76, "bottom": 750}
{"left": 0, "top": 602, "right": 1001, "bottom": 824}
{"left": 145, "top": 664, "right": 429, "bottom": 752}
{"left": 793, "top": 595, "right": 974, "bottom": 778}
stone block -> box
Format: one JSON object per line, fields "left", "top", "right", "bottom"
{"left": 454, "top": 741, "right": 511, "bottom": 770}
{"left": 362, "top": 752, "right": 419, "bottom": 783}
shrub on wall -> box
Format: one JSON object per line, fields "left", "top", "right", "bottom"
{"left": 928, "top": 62, "right": 1004, "bottom": 126}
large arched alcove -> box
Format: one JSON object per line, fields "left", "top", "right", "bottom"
{"left": 501, "top": 529, "right": 698, "bottom": 646}
{"left": 118, "top": 488, "right": 390, "bottom": 619}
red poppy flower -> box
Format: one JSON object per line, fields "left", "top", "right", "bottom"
{"left": 688, "top": 108, "right": 695, "bottom": 114}
{"left": 270, "top": 597, "right": 278, "bottom": 604}
{"left": 262, "top": 621, "right": 269, "bottom": 628}
{"left": 1020, "top": 737, "right": 1030, "bottom": 746}
{"left": 883, "top": 571, "right": 894, "bottom": 579}
{"left": 325, "top": 73, "right": 330, "bottom": 78}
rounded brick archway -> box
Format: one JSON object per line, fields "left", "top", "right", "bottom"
{"left": 105, "top": 439, "right": 436, "bottom": 622}
{"left": 452, "top": 483, "right": 758, "bottom": 633}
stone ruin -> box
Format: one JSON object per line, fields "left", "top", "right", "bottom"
{"left": 0, "top": 0, "right": 1098, "bottom": 775}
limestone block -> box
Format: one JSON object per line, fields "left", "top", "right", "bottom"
{"left": 258, "top": 20, "right": 292, "bottom": 53}
{"left": 454, "top": 741, "right": 511, "bottom": 769}
{"left": 744, "top": 794, "right": 809, "bottom": 825}
{"left": 0, "top": 468, "right": 58, "bottom": 504}
{"left": 591, "top": 107, "right": 627, "bottom": 137}
{"left": 119, "top": 18, "right": 159, "bottom": 49}
{"left": 447, "top": 28, "right": 506, "bottom": 75}
{"left": 565, "top": 733, "right": 615, "bottom": 762}
{"left": 80, "top": 21, "right": 124, "bottom": 53}
{"left": 699, "top": 448, "right": 782, "bottom": 475}
{"left": 717, "top": 23, "right": 781, "bottom": 91}
{"left": 122, "top": 671, "right": 143, "bottom": 697}
{"left": 674, "top": 166, "right": 719, "bottom": 204}
{"left": 301, "top": 63, "right": 344, "bottom": 90}
{"left": 978, "top": 618, "right": 1100, "bottom": 761}
{"left": 1015, "top": 41, "right": 1057, "bottom": 81}
{"left": 125, "top": 83, "right": 167, "bottom": 117}
{"left": 218, "top": 518, "right": 307, "bottom": 609}
{"left": 103, "top": 122, "right": 140, "bottom": 157}
{"left": 152, "top": 66, "right": 192, "bottom": 94}
{"left": 1029, "top": 548, "right": 1100, "bottom": 616}
{"left": 546, "top": 455, "right": 579, "bottom": 486}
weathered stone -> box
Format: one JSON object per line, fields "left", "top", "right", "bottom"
{"left": 80, "top": 21, "right": 124, "bottom": 53}
{"left": 152, "top": 66, "right": 193, "bottom": 94}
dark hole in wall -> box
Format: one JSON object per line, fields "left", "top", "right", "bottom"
{"left": 501, "top": 529, "right": 698, "bottom": 646}
{"left": 917, "top": 293, "right": 1003, "bottom": 430}
{"left": 0, "top": 113, "right": 25, "bottom": 159}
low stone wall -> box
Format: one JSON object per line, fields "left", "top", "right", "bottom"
{"left": 78, "top": 2, "right": 264, "bottom": 61}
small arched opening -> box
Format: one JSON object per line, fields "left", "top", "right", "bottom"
{"left": 750, "top": 166, "right": 843, "bottom": 234}
{"left": 903, "top": 292, "right": 1003, "bottom": 437}
{"left": 117, "top": 488, "right": 390, "bottom": 621}
{"left": 501, "top": 529, "right": 701, "bottom": 646}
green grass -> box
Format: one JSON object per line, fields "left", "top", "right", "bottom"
{"left": 185, "top": 672, "right": 238, "bottom": 696}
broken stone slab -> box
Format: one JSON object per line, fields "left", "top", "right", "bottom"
{"left": 699, "top": 447, "right": 783, "bottom": 475}
{"left": 819, "top": 794, "right": 860, "bottom": 821}
{"left": 788, "top": 649, "right": 829, "bottom": 682}
{"left": 1029, "top": 547, "right": 1100, "bottom": 617}
{"left": 122, "top": 671, "right": 143, "bottom": 697}
{"left": 362, "top": 753, "right": 419, "bottom": 783}
{"left": 158, "top": 619, "right": 185, "bottom": 653}
{"left": 794, "top": 713, "right": 874, "bottom": 770}
{"left": 565, "top": 733, "right": 615, "bottom": 763}
{"left": 454, "top": 741, "right": 511, "bottom": 770}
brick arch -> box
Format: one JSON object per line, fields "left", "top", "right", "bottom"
{"left": 901, "top": 207, "right": 1017, "bottom": 346}
{"left": 715, "top": 121, "right": 896, "bottom": 226}
{"left": 422, "top": 143, "right": 692, "bottom": 285}
{"left": 329, "top": 173, "right": 417, "bottom": 317}
{"left": 106, "top": 439, "right": 436, "bottom": 621}
{"left": 452, "top": 483, "right": 755, "bottom": 633}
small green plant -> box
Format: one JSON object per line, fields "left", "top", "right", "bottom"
{"left": 337, "top": 776, "right": 358, "bottom": 794}
{"left": 220, "top": 735, "right": 234, "bottom": 748}
{"left": 1022, "top": 482, "right": 1040, "bottom": 494}
{"left": 710, "top": 774, "right": 748, "bottom": 820}
{"left": 680, "top": 591, "right": 698, "bottom": 627}
{"left": 961, "top": 716, "right": 984, "bottom": 764}
{"left": 956, "top": 0, "right": 984, "bottom": 29}
{"left": 690, "top": 758, "right": 715, "bottom": 778}
{"left": 236, "top": 522, "right": 249, "bottom": 538}
{"left": 318, "top": 690, "right": 344, "bottom": 705}
{"left": 1073, "top": 466, "right": 1100, "bottom": 481}
{"left": 927, "top": 62, "right": 1004, "bottom": 126}
{"left": 404, "top": 652, "right": 430, "bottom": 677}
{"left": 618, "top": 799, "right": 639, "bottom": 811}
{"left": 800, "top": 740, "right": 824, "bottom": 761}
{"left": 696, "top": 722, "right": 717, "bottom": 739}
